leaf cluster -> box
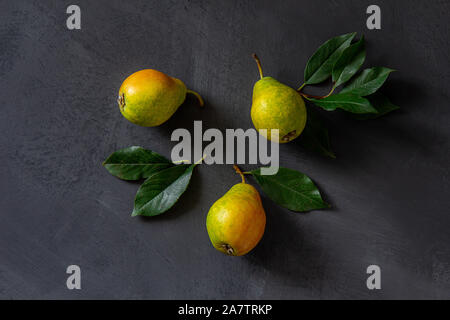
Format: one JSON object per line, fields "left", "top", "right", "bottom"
{"left": 299, "top": 33, "right": 399, "bottom": 157}
{"left": 103, "top": 147, "right": 328, "bottom": 216}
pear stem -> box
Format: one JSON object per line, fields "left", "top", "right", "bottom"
{"left": 187, "top": 89, "right": 204, "bottom": 107}
{"left": 252, "top": 53, "right": 264, "bottom": 79}
{"left": 233, "top": 165, "right": 246, "bottom": 184}
{"left": 297, "top": 83, "right": 306, "bottom": 91}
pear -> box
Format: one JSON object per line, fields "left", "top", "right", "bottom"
{"left": 206, "top": 166, "right": 266, "bottom": 256}
{"left": 118, "top": 69, "right": 203, "bottom": 127}
{"left": 250, "top": 54, "right": 307, "bottom": 143}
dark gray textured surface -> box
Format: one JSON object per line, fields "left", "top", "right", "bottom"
{"left": 0, "top": 0, "right": 449, "bottom": 299}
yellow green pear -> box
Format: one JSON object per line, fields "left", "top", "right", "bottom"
{"left": 251, "top": 54, "right": 307, "bottom": 143}
{"left": 118, "top": 69, "right": 203, "bottom": 127}
{"left": 206, "top": 166, "right": 266, "bottom": 256}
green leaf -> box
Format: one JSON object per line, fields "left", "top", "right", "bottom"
{"left": 304, "top": 32, "right": 356, "bottom": 85}
{"left": 332, "top": 36, "right": 366, "bottom": 87}
{"left": 249, "top": 167, "right": 329, "bottom": 212}
{"left": 298, "top": 106, "right": 335, "bottom": 158}
{"left": 103, "top": 146, "right": 174, "bottom": 181}
{"left": 341, "top": 67, "right": 394, "bottom": 96}
{"left": 310, "top": 92, "right": 377, "bottom": 114}
{"left": 354, "top": 93, "right": 400, "bottom": 120}
{"left": 132, "top": 164, "right": 196, "bottom": 217}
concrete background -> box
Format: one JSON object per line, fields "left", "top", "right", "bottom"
{"left": 0, "top": 0, "right": 449, "bottom": 299}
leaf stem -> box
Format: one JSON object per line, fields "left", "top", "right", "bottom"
{"left": 323, "top": 83, "right": 336, "bottom": 98}
{"left": 233, "top": 165, "right": 246, "bottom": 184}
{"left": 195, "top": 154, "right": 208, "bottom": 165}
{"left": 252, "top": 53, "right": 264, "bottom": 79}
{"left": 172, "top": 159, "right": 190, "bottom": 164}
{"left": 297, "top": 83, "right": 306, "bottom": 91}
{"left": 172, "top": 154, "right": 207, "bottom": 165}
{"left": 298, "top": 82, "right": 336, "bottom": 100}
{"left": 186, "top": 89, "right": 204, "bottom": 107}
{"left": 299, "top": 92, "right": 326, "bottom": 99}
